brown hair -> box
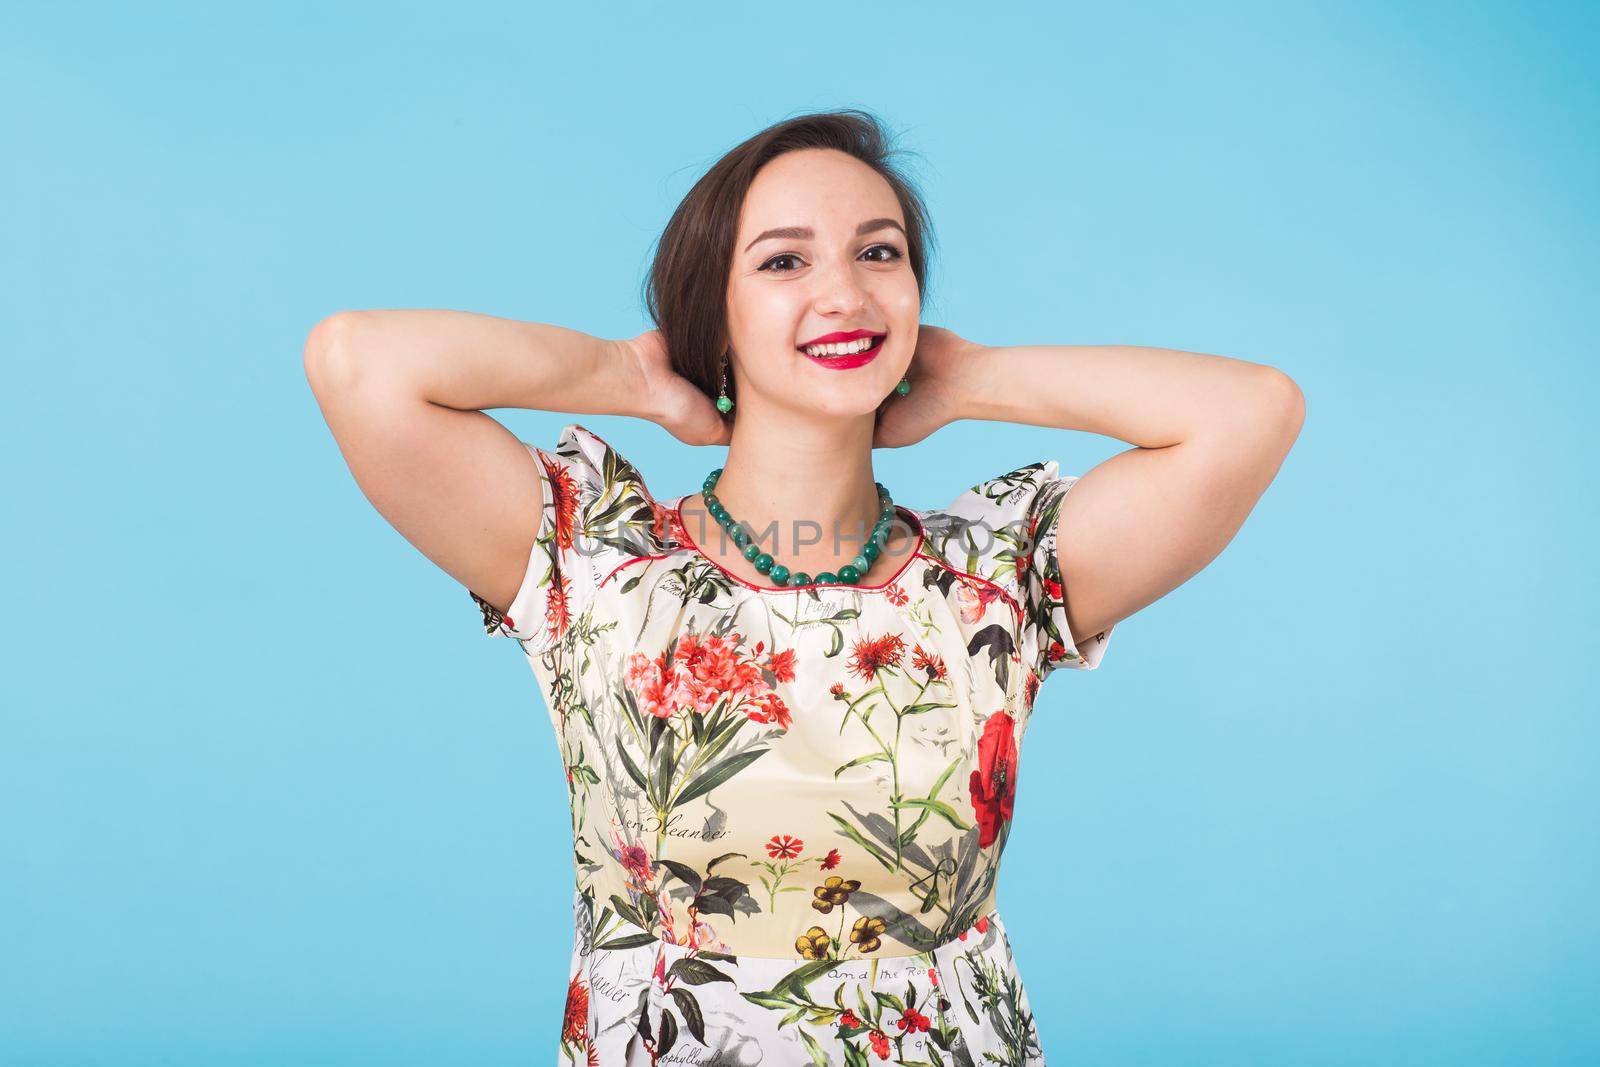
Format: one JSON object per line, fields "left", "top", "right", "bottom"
{"left": 642, "top": 107, "right": 936, "bottom": 417}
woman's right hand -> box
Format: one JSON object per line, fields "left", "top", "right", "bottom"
{"left": 617, "top": 328, "right": 732, "bottom": 446}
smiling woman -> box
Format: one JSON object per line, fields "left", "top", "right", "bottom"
{"left": 307, "top": 104, "right": 1301, "bottom": 1067}
{"left": 643, "top": 112, "right": 934, "bottom": 423}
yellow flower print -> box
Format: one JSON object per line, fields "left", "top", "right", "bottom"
{"left": 795, "top": 925, "right": 832, "bottom": 960}
{"left": 850, "top": 914, "right": 887, "bottom": 954}
{"left": 811, "top": 874, "right": 862, "bottom": 914}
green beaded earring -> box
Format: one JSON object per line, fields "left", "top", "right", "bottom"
{"left": 895, "top": 376, "right": 911, "bottom": 395}
{"left": 716, "top": 357, "right": 733, "bottom": 414}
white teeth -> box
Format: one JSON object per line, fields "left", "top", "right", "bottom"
{"left": 801, "top": 336, "right": 880, "bottom": 357}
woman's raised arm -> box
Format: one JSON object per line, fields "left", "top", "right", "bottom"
{"left": 951, "top": 336, "right": 1306, "bottom": 649}
{"left": 300, "top": 309, "right": 643, "bottom": 619}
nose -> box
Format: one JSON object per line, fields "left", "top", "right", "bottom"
{"left": 812, "top": 256, "right": 870, "bottom": 315}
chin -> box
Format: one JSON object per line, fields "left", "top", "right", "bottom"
{"left": 800, "top": 392, "right": 896, "bottom": 421}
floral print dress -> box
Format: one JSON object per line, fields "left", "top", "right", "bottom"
{"left": 469, "top": 423, "right": 1114, "bottom": 1066}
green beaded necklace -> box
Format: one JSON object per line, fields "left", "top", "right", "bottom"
{"left": 699, "top": 468, "right": 898, "bottom": 587}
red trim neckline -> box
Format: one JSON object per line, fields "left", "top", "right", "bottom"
{"left": 671, "top": 493, "right": 925, "bottom": 594}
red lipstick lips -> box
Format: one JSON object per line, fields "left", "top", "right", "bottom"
{"left": 797, "top": 329, "right": 887, "bottom": 370}
{"left": 798, "top": 327, "right": 885, "bottom": 347}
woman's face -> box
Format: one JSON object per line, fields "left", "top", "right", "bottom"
{"left": 725, "top": 148, "right": 920, "bottom": 422}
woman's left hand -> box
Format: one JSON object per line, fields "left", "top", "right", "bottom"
{"left": 873, "top": 324, "right": 978, "bottom": 448}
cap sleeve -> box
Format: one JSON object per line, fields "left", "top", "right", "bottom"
{"left": 467, "top": 422, "right": 650, "bottom": 651}
{"left": 1018, "top": 464, "right": 1115, "bottom": 681}
{"left": 926, "top": 459, "right": 1116, "bottom": 686}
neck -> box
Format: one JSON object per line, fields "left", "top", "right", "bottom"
{"left": 692, "top": 410, "right": 890, "bottom": 566}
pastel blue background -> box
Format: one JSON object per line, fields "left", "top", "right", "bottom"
{"left": 5, "top": 2, "right": 1595, "bottom": 1064}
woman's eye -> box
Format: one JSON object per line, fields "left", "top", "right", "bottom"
{"left": 759, "top": 244, "right": 904, "bottom": 273}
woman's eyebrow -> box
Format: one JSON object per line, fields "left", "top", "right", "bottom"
{"left": 743, "top": 217, "right": 905, "bottom": 252}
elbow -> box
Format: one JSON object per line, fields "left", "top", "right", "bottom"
{"left": 1254, "top": 367, "right": 1306, "bottom": 447}
{"left": 302, "top": 311, "right": 370, "bottom": 399}
{"left": 1207, "top": 367, "right": 1304, "bottom": 455}
{"left": 1246, "top": 365, "right": 1305, "bottom": 430}
{"left": 1274, "top": 369, "right": 1306, "bottom": 434}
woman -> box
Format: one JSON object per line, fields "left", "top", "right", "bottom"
{"left": 304, "top": 109, "right": 1303, "bottom": 1065}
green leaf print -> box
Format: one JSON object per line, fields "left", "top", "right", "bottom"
{"left": 829, "top": 811, "right": 897, "bottom": 871}
{"left": 655, "top": 1007, "right": 677, "bottom": 1056}
{"left": 834, "top": 750, "right": 893, "bottom": 777}
{"left": 675, "top": 746, "right": 771, "bottom": 807}
{"left": 669, "top": 957, "right": 735, "bottom": 986}
{"left": 615, "top": 737, "right": 650, "bottom": 796}
{"left": 593, "top": 931, "right": 658, "bottom": 950}
{"left": 690, "top": 874, "right": 760, "bottom": 920}
{"left": 771, "top": 958, "right": 839, "bottom": 998}
{"left": 657, "top": 857, "right": 702, "bottom": 894}
{"left": 653, "top": 724, "right": 676, "bottom": 802}
{"left": 608, "top": 892, "right": 648, "bottom": 930}
{"left": 892, "top": 797, "right": 973, "bottom": 832}
{"left": 798, "top": 1028, "right": 832, "bottom": 1067}
{"left": 740, "top": 990, "right": 795, "bottom": 1011}
{"left": 669, "top": 986, "right": 706, "bottom": 1043}
{"left": 900, "top": 699, "right": 958, "bottom": 717}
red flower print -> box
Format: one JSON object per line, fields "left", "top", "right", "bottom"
{"left": 561, "top": 974, "right": 589, "bottom": 1043}
{"left": 1023, "top": 669, "right": 1041, "bottom": 710}
{"left": 911, "top": 644, "right": 947, "bottom": 680}
{"left": 955, "top": 577, "right": 1004, "bottom": 624}
{"left": 622, "top": 632, "right": 791, "bottom": 728}
{"left": 542, "top": 568, "right": 573, "bottom": 645}
{"left": 839, "top": 1009, "right": 860, "bottom": 1029}
{"left": 928, "top": 965, "right": 939, "bottom": 988}
{"left": 542, "top": 453, "right": 581, "bottom": 552}
{"left": 969, "top": 710, "right": 1019, "bottom": 848}
{"left": 959, "top": 912, "right": 991, "bottom": 941}
{"left": 742, "top": 688, "right": 793, "bottom": 729}
{"left": 885, "top": 583, "right": 908, "bottom": 606}
{"left": 610, "top": 828, "right": 655, "bottom": 887}
{"left": 848, "top": 633, "right": 907, "bottom": 682}
{"left": 766, "top": 647, "right": 797, "bottom": 683}
{"left": 648, "top": 498, "right": 675, "bottom": 543}
{"left": 1043, "top": 574, "right": 1063, "bottom": 604}
{"left": 766, "top": 834, "right": 803, "bottom": 859}
{"left": 821, "top": 847, "right": 841, "bottom": 870}
{"left": 617, "top": 842, "right": 653, "bottom": 885}
{"left": 678, "top": 633, "right": 757, "bottom": 701}
{"left": 624, "top": 650, "right": 696, "bottom": 719}
{"left": 868, "top": 1028, "right": 891, "bottom": 1059}
{"left": 895, "top": 1007, "right": 930, "bottom": 1033}
{"left": 830, "top": 682, "right": 846, "bottom": 698}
